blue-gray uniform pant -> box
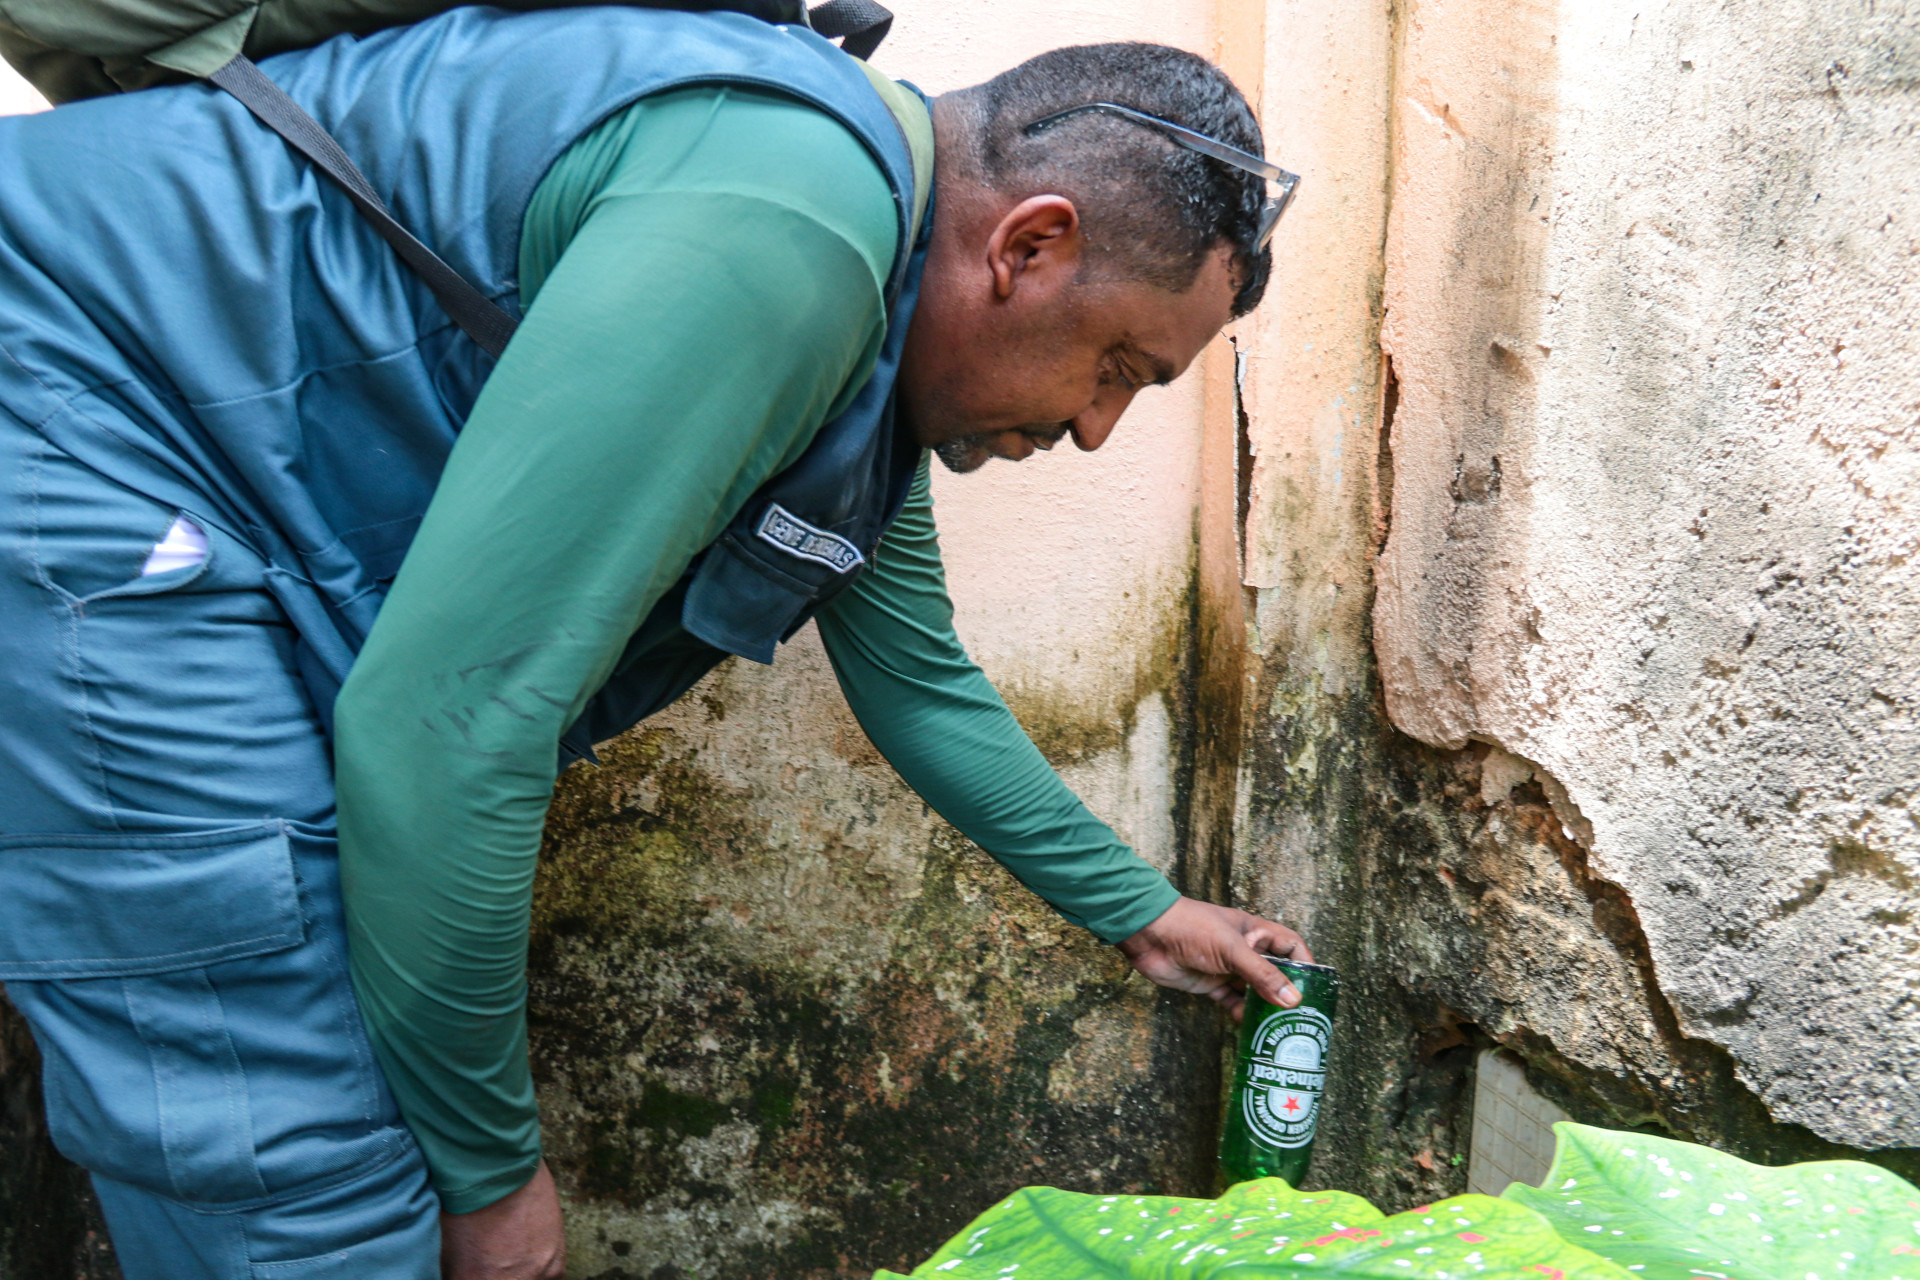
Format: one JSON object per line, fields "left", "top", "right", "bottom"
{"left": 0, "top": 408, "right": 439, "bottom": 1276}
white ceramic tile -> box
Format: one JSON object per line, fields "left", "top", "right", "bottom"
{"left": 1467, "top": 1049, "right": 1570, "bottom": 1194}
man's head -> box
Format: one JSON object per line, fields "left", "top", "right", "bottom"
{"left": 899, "top": 42, "right": 1273, "bottom": 473}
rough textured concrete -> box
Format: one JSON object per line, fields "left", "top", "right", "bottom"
{"left": 1228, "top": 0, "right": 1919, "bottom": 1217}
{"left": 529, "top": 636, "right": 1225, "bottom": 1277}
{"left": 1372, "top": 0, "right": 1920, "bottom": 1150}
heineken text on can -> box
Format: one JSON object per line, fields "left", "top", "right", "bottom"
{"left": 1218, "top": 958, "right": 1340, "bottom": 1187}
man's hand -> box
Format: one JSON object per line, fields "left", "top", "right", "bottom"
{"left": 1117, "top": 896, "right": 1313, "bottom": 1021}
{"left": 441, "top": 1160, "right": 566, "bottom": 1280}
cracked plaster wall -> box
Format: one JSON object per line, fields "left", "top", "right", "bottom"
{"left": 1372, "top": 0, "right": 1920, "bottom": 1151}
{"left": 1224, "top": 0, "right": 1918, "bottom": 1212}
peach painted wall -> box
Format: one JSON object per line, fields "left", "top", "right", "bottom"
{"left": 0, "top": 60, "right": 47, "bottom": 115}
{"left": 875, "top": 1, "right": 1222, "bottom": 863}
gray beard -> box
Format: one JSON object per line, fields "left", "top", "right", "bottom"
{"left": 933, "top": 435, "right": 992, "bottom": 474}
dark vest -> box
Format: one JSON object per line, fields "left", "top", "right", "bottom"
{"left": 0, "top": 5, "right": 930, "bottom": 761}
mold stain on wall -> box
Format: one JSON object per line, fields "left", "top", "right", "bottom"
{"left": 1238, "top": 0, "right": 1920, "bottom": 1219}
{"left": 525, "top": 581, "right": 1228, "bottom": 1278}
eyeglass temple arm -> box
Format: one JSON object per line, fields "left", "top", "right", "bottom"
{"left": 1259, "top": 171, "right": 1302, "bottom": 243}
{"left": 1024, "top": 101, "right": 1297, "bottom": 186}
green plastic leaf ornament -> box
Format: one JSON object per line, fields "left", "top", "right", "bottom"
{"left": 1502, "top": 1122, "right": 1920, "bottom": 1280}
{"left": 877, "top": 1178, "right": 1629, "bottom": 1279}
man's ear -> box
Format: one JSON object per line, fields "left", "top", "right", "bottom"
{"left": 985, "top": 195, "right": 1081, "bottom": 300}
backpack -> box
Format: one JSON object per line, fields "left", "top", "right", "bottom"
{"left": 0, "top": 0, "right": 896, "bottom": 355}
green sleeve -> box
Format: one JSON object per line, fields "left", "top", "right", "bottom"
{"left": 332, "top": 87, "right": 898, "bottom": 1214}
{"left": 815, "top": 462, "right": 1182, "bottom": 944}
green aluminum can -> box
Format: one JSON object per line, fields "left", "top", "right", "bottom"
{"left": 1218, "top": 958, "right": 1341, "bottom": 1187}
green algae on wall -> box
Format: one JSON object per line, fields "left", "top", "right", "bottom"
{"left": 1224, "top": 0, "right": 1919, "bottom": 1217}
{"left": 527, "top": 623, "right": 1228, "bottom": 1279}
{"left": 0, "top": 1000, "right": 119, "bottom": 1280}
{"left": 1235, "top": 662, "right": 1920, "bottom": 1210}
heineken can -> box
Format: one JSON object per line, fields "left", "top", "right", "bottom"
{"left": 1218, "top": 957, "right": 1341, "bottom": 1187}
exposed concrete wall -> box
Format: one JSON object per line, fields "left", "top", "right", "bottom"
{"left": 1372, "top": 0, "right": 1919, "bottom": 1151}
{"left": 1227, "top": 0, "right": 1397, "bottom": 932}
{"left": 530, "top": 646, "right": 1223, "bottom": 1278}
{"left": 1231, "top": 0, "right": 1918, "bottom": 1213}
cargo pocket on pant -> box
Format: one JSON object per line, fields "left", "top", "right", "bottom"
{"left": 0, "top": 823, "right": 308, "bottom": 1203}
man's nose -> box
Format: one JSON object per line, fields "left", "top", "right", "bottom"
{"left": 1069, "top": 388, "right": 1136, "bottom": 452}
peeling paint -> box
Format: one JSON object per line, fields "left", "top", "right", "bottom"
{"left": 1369, "top": 0, "right": 1920, "bottom": 1149}
{"left": 1228, "top": 0, "right": 1917, "bottom": 1223}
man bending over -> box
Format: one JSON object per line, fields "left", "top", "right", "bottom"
{"left": 0, "top": 11, "right": 1308, "bottom": 1277}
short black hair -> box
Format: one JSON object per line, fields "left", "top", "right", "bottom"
{"left": 954, "top": 43, "right": 1271, "bottom": 316}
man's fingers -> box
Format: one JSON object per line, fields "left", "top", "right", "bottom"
{"left": 1231, "top": 938, "right": 1298, "bottom": 1008}
{"left": 1203, "top": 979, "right": 1249, "bottom": 1021}
{"left": 1243, "top": 918, "right": 1314, "bottom": 967}
{"left": 1118, "top": 898, "right": 1315, "bottom": 1016}
{"left": 1271, "top": 929, "right": 1312, "bottom": 965}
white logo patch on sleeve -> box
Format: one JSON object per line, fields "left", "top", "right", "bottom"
{"left": 755, "top": 504, "right": 865, "bottom": 574}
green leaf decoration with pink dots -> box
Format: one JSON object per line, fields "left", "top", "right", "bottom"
{"left": 1501, "top": 1122, "right": 1920, "bottom": 1280}
{"left": 874, "top": 1177, "right": 1629, "bottom": 1279}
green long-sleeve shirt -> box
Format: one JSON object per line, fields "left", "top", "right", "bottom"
{"left": 332, "top": 83, "right": 1181, "bottom": 1214}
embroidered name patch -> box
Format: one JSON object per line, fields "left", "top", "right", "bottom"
{"left": 756, "top": 504, "right": 865, "bottom": 574}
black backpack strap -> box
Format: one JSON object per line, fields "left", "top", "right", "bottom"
{"left": 207, "top": 55, "right": 519, "bottom": 359}
{"left": 807, "top": 0, "right": 893, "bottom": 60}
